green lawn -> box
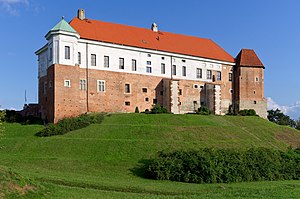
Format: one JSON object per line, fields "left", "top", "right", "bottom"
{"left": 1, "top": 113, "right": 300, "bottom": 198}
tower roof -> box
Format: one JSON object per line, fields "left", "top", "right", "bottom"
{"left": 51, "top": 18, "right": 77, "bottom": 33}
{"left": 236, "top": 49, "right": 264, "bottom": 68}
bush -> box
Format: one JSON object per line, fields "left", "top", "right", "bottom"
{"left": 36, "top": 113, "right": 104, "bottom": 137}
{"left": 197, "top": 106, "right": 210, "bottom": 115}
{"left": 135, "top": 107, "right": 140, "bottom": 113}
{"left": 143, "top": 148, "right": 300, "bottom": 184}
{"left": 145, "top": 105, "right": 168, "bottom": 114}
{"left": 0, "top": 110, "right": 5, "bottom": 122}
{"left": 4, "top": 110, "right": 43, "bottom": 125}
{"left": 239, "top": 109, "right": 256, "bottom": 116}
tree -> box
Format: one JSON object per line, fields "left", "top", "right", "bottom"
{"left": 267, "top": 109, "right": 295, "bottom": 128}
{"left": 295, "top": 119, "right": 300, "bottom": 130}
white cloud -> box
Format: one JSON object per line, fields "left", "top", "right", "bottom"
{"left": 0, "top": 0, "right": 29, "bottom": 16}
{"left": 267, "top": 97, "right": 300, "bottom": 119}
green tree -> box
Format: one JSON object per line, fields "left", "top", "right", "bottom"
{"left": 295, "top": 119, "right": 300, "bottom": 130}
{"left": 267, "top": 109, "right": 295, "bottom": 127}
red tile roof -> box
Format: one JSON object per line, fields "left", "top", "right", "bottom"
{"left": 236, "top": 49, "right": 264, "bottom": 67}
{"left": 69, "top": 18, "right": 235, "bottom": 63}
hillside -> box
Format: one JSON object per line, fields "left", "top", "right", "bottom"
{"left": 1, "top": 114, "right": 300, "bottom": 198}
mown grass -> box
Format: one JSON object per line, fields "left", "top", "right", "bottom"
{"left": 1, "top": 113, "right": 300, "bottom": 198}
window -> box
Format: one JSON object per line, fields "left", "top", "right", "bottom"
{"left": 64, "top": 80, "right": 71, "bottom": 87}
{"left": 125, "top": 101, "right": 130, "bottom": 106}
{"left": 230, "top": 89, "right": 233, "bottom": 94}
{"left": 179, "top": 89, "right": 182, "bottom": 95}
{"left": 207, "top": 70, "right": 212, "bottom": 79}
{"left": 146, "top": 66, "right": 152, "bottom": 73}
{"left": 79, "top": 79, "right": 86, "bottom": 90}
{"left": 49, "top": 48, "right": 52, "bottom": 61}
{"left": 161, "top": 57, "right": 165, "bottom": 60}
{"left": 44, "top": 82, "right": 47, "bottom": 94}
{"left": 125, "top": 84, "right": 130, "bottom": 93}
{"left": 256, "top": 77, "right": 259, "bottom": 82}
{"left": 142, "top": 88, "right": 147, "bottom": 93}
{"left": 216, "top": 71, "right": 221, "bottom": 81}
{"left": 119, "top": 58, "right": 124, "bottom": 69}
{"left": 78, "top": 52, "right": 81, "bottom": 65}
{"left": 132, "top": 59, "right": 137, "bottom": 71}
{"left": 196, "top": 68, "right": 202, "bottom": 79}
{"left": 145, "top": 97, "right": 149, "bottom": 102}
{"left": 161, "top": 63, "right": 165, "bottom": 74}
{"left": 147, "top": 54, "right": 151, "bottom": 57}
{"left": 147, "top": 61, "right": 151, "bottom": 65}
{"left": 153, "top": 99, "right": 157, "bottom": 104}
{"left": 91, "top": 54, "right": 96, "bottom": 66}
{"left": 229, "top": 73, "right": 233, "bottom": 81}
{"left": 172, "top": 65, "right": 176, "bottom": 75}
{"left": 65, "top": 46, "right": 70, "bottom": 60}
{"left": 182, "top": 59, "right": 186, "bottom": 63}
{"left": 194, "top": 84, "right": 198, "bottom": 89}
{"left": 97, "top": 80, "right": 105, "bottom": 92}
{"left": 200, "top": 85, "right": 204, "bottom": 89}
{"left": 182, "top": 66, "right": 186, "bottom": 76}
{"left": 104, "top": 56, "right": 109, "bottom": 68}
{"left": 254, "top": 90, "right": 256, "bottom": 94}
{"left": 254, "top": 101, "right": 257, "bottom": 104}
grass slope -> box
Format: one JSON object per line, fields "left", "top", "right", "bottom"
{"left": 1, "top": 114, "right": 300, "bottom": 198}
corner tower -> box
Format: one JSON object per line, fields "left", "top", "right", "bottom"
{"left": 234, "top": 49, "right": 267, "bottom": 118}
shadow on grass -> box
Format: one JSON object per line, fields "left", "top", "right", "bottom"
{"left": 130, "top": 159, "right": 153, "bottom": 179}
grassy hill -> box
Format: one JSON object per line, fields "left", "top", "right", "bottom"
{"left": 1, "top": 113, "right": 300, "bottom": 198}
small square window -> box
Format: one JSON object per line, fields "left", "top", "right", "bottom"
{"left": 194, "top": 84, "right": 198, "bottom": 89}
{"left": 147, "top": 61, "right": 151, "bottom": 65}
{"left": 142, "top": 88, "right": 147, "bottom": 93}
{"left": 125, "top": 101, "right": 130, "bottom": 106}
{"left": 145, "top": 97, "right": 149, "bottom": 102}
{"left": 193, "top": 101, "right": 197, "bottom": 104}
{"left": 146, "top": 66, "right": 152, "bottom": 73}
{"left": 161, "top": 57, "right": 165, "bottom": 60}
{"left": 254, "top": 101, "right": 257, "bottom": 104}
{"left": 64, "top": 80, "right": 71, "bottom": 87}
{"left": 153, "top": 99, "right": 157, "bottom": 104}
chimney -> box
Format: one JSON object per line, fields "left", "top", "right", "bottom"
{"left": 77, "top": 9, "right": 85, "bottom": 20}
{"left": 151, "top": 23, "right": 158, "bottom": 32}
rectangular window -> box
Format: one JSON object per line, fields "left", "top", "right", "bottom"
{"left": 97, "top": 80, "right": 105, "bottom": 92}
{"left": 229, "top": 73, "right": 233, "bottom": 81}
{"left": 216, "top": 71, "right": 221, "bottom": 81}
{"left": 125, "top": 84, "right": 130, "bottom": 93}
{"left": 132, "top": 59, "right": 137, "bottom": 71}
{"left": 147, "top": 61, "right": 151, "bottom": 65}
{"left": 78, "top": 52, "right": 81, "bottom": 65}
{"left": 79, "top": 79, "right": 86, "bottom": 90}
{"left": 125, "top": 101, "right": 130, "bottom": 106}
{"left": 196, "top": 68, "right": 202, "bottom": 79}
{"left": 44, "top": 82, "right": 47, "bottom": 95}
{"left": 182, "top": 66, "right": 186, "bottom": 76}
{"left": 65, "top": 46, "right": 70, "bottom": 60}
{"left": 119, "top": 58, "right": 124, "bottom": 69}
{"left": 172, "top": 65, "right": 176, "bottom": 76}
{"left": 91, "top": 54, "right": 96, "bottom": 66}
{"left": 142, "top": 88, "right": 147, "bottom": 93}
{"left": 104, "top": 56, "right": 109, "bottom": 68}
{"left": 64, "top": 80, "right": 71, "bottom": 87}
{"left": 146, "top": 66, "right": 152, "bottom": 73}
{"left": 49, "top": 48, "right": 52, "bottom": 61}
{"left": 161, "top": 63, "right": 165, "bottom": 74}
{"left": 207, "top": 70, "right": 212, "bottom": 79}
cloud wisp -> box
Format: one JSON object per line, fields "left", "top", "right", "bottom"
{"left": 0, "top": 0, "right": 29, "bottom": 16}
{"left": 267, "top": 97, "right": 300, "bottom": 119}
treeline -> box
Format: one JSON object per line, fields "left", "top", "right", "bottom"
{"left": 143, "top": 148, "right": 300, "bottom": 184}
{"left": 268, "top": 109, "right": 300, "bottom": 130}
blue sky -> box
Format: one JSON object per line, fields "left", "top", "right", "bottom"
{"left": 0, "top": 0, "right": 300, "bottom": 118}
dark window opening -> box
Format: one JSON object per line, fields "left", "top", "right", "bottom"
{"left": 125, "top": 101, "right": 130, "bottom": 106}
{"left": 142, "top": 88, "right": 147, "bottom": 93}
{"left": 153, "top": 99, "right": 157, "bottom": 104}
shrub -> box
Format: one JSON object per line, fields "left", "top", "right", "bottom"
{"left": 135, "top": 107, "right": 140, "bottom": 113}
{"left": 239, "top": 109, "right": 256, "bottom": 116}
{"left": 143, "top": 148, "right": 300, "bottom": 184}
{"left": 197, "top": 106, "right": 210, "bottom": 115}
{"left": 0, "top": 110, "right": 5, "bottom": 122}
{"left": 36, "top": 113, "right": 104, "bottom": 137}
{"left": 150, "top": 105, "right": 168, "bottom": 114}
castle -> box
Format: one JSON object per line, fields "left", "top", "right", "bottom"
{"left": 36, "top": 10, "right": 267, "bottom": 123}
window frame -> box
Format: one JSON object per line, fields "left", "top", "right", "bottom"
{"left": 207, "top": 70, "right": 212, "bottom": 79}
{"left": 216, "top": 71, "right": 221, "bottom": 81}
{"left": 172, "top": 65, "right": 176, "bottom": 76}
{"left": 64, "top": 80, "right": 71, "bottom": 87}
{"left": 79, "top": 79, "right": 86, "bottom": 90}
{"left": 119, "top": 57, "right": 124, "bottom": 69}
{"left": 196, "top": 68, "right": 202, "bottom": 79}
{"left": 182, "top": 66, "right": 186, "bottom": 76}
{"left": 125, "top": 83, "right": 130, "bottom": 93}
{"left": 91, "top": 54, "right": 96, "bottom": 66}
{"left": 161, "top": 63, "right": 166, "bottom": 74}
{"left": 132, "top": 59, "right": 137, "bottom": 71}
{"left": 65, "top": 46, "right": 70, "bottom": 60}
{"left": 97, "top": 80, "right": 106, "bottom": 92}
{"left": 78, "top": 52, "right": 81, "bottom": 65}
{"left": 146, "top": 66, "right": 152, "bottom": 73}
{"left": 104, "top": 56, "right": 109, "bottom": 68}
